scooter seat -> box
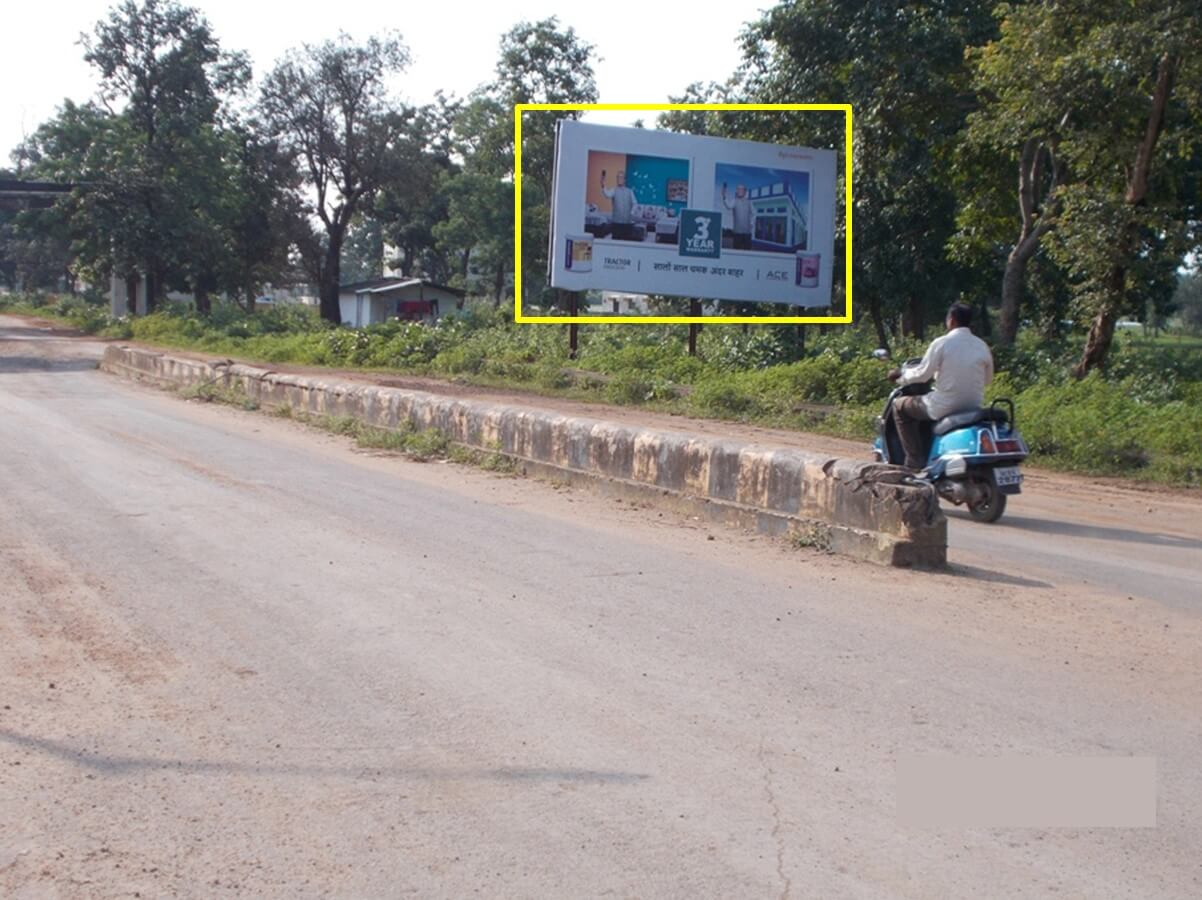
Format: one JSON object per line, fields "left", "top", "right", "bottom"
{"left": 932, "top": 406, "right": 1009, "bottom": 436}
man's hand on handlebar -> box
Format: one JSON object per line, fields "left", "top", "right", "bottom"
{"left": 887, "top": 368, "right": 902, "bottom": 383}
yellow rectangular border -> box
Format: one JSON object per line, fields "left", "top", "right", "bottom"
{"left": 514, "top": 103, "right": 853, "bottom": 325}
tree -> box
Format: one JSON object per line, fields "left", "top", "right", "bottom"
{"left": 964, "top": 0, "right": 1202, "bottom": 374}
{"left": 374, "top": 98, "right": 458, "bottom": 282}
{"left": 956, "top": 126, "right": 1066, "bottom": 346}
{"left": 434, "top": 169, "right": 514, "bottom": 302}
{"left": 199, "top": 124, "right": 306, "bottom": 310}
{"left": 738, "top": 1, "right": 998, "bottom": 346}
{"left": 0, "top": 163, "right": 77, "bottom": 292}
{"left": 80, "top": 0, "right": 251, "bottom": 308}
{"left": 259, "top": 33, "right": 411, "bottom": 323}
{"left": 1063, "top": 26, "right": 1199, "bottom": 377}
{"left": 486, "top": 19, "right": 598, "bottom": 309}
{"left": 16, "top": 4, "right": 291, "bottom": 312}
{"left": 17, "top": 100, "right": 150, "bottom": 304}
{"left": 957, "top": 7, "right": 1078, "bottom": 347}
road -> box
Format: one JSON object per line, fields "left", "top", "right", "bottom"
{"left": 2, "top": 317, "right": 1200, "bottom": 898}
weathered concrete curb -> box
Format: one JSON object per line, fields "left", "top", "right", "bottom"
{"left": 101, "top": 345, "right": 947, "bottom": 567}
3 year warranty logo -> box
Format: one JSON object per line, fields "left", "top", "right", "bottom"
{"left": 678, "top": 209, "right": 722, "bottom": 259}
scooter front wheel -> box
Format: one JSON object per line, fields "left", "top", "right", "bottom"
{"left": 967, "top": 474, "right": 1007, "bottom": 523}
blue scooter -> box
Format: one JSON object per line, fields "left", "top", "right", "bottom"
{"left": 871, "top": 351, "right": 1029, "bottom": 523}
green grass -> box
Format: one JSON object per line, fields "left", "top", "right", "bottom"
{"left": 287, "top": 411, "right": 515, "bottom": 470}
{"left": 178, "top": 381, "right": 259, "bottom": 411}
{"left": 1122, "top": 332, "right": 1202, "bottom": 351}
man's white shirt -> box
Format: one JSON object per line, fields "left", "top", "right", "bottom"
{"left": 899, "top": 326, "right": 994, "bottom": 419}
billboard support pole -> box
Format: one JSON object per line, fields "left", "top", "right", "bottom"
{"left": 688, "top": 299, "right": 701, "bottom": 356}
{"left": 568, "top": 292, "right": 579, "bottom": 359}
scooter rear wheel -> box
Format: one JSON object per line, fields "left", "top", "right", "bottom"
{"left": 968, "top": 475, "right": 1007, "bottom": 523}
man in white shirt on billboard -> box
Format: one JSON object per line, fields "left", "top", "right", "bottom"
{"left": 721, "top": 182, "right": 753, "bottom": 249}
{"left": 888, "top": 302, "right": 994, "bottom": 471}
{"left": 600, "top": 169, "right": 638, "bottom": 241}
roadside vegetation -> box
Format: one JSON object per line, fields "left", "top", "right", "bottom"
{"left": 5, "top": 291, "right": 1200, "bottom": 486}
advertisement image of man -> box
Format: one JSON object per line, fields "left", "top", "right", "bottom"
{"left": 721, "top": 182, "right": 753, "bottom": 250}
{"left": 600, "top": 169, "right": 638, "bottom": 241}
{"left": 888, "top": 302, "right": 994, "bottom": 471}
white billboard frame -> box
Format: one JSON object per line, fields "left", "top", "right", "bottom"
{"left": 546, "top": 119, "right": 838, "bottom": 313}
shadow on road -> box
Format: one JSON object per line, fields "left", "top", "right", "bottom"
{"left": 0, "top": 727, "right": 649, "bottom": 785}
{"left": 960, "top": 511, "right": 1202, "bottom": 550}
{"left": 0, "top": 356, "right": 99, "bottom": 374}
{"left": 944, "top": 562, "right": 1052, "bottom": 589}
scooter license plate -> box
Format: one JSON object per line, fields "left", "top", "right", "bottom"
{"left": 995, "top": 466, "right": 1023, "bottom": 493}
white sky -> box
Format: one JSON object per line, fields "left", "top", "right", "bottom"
{"left": 3, "top": 0, "right": 768, "bottom": 162}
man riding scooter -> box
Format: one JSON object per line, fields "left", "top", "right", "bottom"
{"left": 888, "top": 302, "right": 994, "bottom": 472}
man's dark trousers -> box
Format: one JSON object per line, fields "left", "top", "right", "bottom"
{"left": 892, "top": 396, "right": 933, "bottom": 470}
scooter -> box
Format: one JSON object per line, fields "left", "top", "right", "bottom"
{"left": 870, "top": 350, "right": 1029, "bottom": 523}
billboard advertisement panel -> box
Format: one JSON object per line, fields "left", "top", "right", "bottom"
{"left": 548, "top": 120, "right": 837, "bottom": 307}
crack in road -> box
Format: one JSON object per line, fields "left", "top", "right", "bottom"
{"left": 759, "top": 738, "right": 792, "bottom": 900}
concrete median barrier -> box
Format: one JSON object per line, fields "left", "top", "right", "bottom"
{"left": 101, "top": 344, "right": 947, "bottom": 567}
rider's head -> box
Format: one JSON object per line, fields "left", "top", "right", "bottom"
{"left": 946, "top": 302, "right": 973, "bottom": 331}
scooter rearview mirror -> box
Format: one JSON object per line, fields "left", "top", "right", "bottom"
{"left": 871, "top": 348, "right": 889, "bottom": 360}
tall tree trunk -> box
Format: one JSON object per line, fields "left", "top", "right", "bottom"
{"left": 320, "top": 229, "right": 345, "bottom": 324}
{"left": 1073, "top": 51, "right": 1176, "bottom": 378}
{"left": 903, "top": 295, "right": 925, "bottom": 340}
{"left": 998, "top": 137, "right": 1061, "bottom": 346}
{"left": 999, "top": 235, "right": 1041, "bottom": 345}
{"left": 195, "top": 287, "right": 211, "bottom": 315}
{"left": 493, "top": 262, "right": 505, "bottom": 307}
{"left": 146, "top": 269, "right": 161, "bottom": 314}
{"left": 867, "top": 293, "right": 889, "bottom": 351}
{"left": 1074, "top": 301, "right": 1117, "bottom": 379}
{"left": 976, "top": 294, "right": 992, "bottom": 339}
{"left": 124, "top": 274, "right": 138, "bottom": 316}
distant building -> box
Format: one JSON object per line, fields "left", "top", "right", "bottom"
{"left": 588, "top": 292, "right": 652, "bottom": 315}
{"left": 256, "top": 284, "right": 319, "bottom": 308}
{"left": 338, "top": 277, "right": 465, "bottom": 326}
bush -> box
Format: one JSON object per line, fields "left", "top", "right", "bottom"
{"left": 581, "top": 343, "right": 706, "bottom": 384}
{"left": 700, "top": 327, "right": 800, "bottom": 372}
{"left": 1013, "top": 374, "right": 1202, "bottom": 482}
{"left": 1018, "top": 376, "right": 1146, "bottom": 471}
{"left": 603, "top": 371, "right": 678, "bottom": 405}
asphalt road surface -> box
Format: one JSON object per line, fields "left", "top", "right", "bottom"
{"left": 2, "top": 318, "right": 1200, "bottom": 898}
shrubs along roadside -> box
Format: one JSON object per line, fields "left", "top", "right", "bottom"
{"left": 3, "top": 292, "right": 1199, "bottom": 486}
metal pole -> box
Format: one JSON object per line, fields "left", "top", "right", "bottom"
{"left": 569, "top": 292, "right": 579, "bottom": 360}
{"left": 688, "top": 298, "right": 701, "bottom": 356}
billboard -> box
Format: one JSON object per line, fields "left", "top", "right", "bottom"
{"left": 548, "top": 120, "right": 837, "bottom": 307}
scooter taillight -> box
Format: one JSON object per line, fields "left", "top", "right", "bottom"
{"left": 978, "top": 432, "right": 996, "bottom": 454}
{"left": 996, "top": 439, "right": 1022, "bottom": 453}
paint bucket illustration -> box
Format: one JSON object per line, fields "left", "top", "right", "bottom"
{"left": 795, "top": 252, "right": 820, "bottom": 288}
{"left": 565, "top": 234, "right": 593, "bottom": 272}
